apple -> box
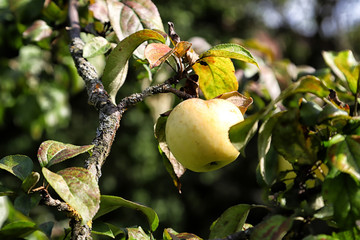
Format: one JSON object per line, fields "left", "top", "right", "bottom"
{"left": 165, "top": 98, "right": 244, "bottom": 172}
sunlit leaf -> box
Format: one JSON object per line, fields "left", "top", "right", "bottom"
{"left": 145, "top": 43, "right": 172, "bottom": 68}
{"left": 83, "top": 36, "right": 112, "bottom": 58}
{"left": 163, "top": 228, "right": 203, "bottom": 240}
{"left": 292, "top": 75, "right": 330, "bottom": 98}
{"left": 94, "top": 195, "right": 159, "bottom": 232}
{"left": 22, "top": 20, "right": 52, "bottom": 42}
{"left": 37, "top": 140, "right": 94, "bottom": 168}
{"left": 0, "top": 155, "right": 33, "bottom": 181}
{"left": 200, "top": 43, "right": 259, "bottom": 68}
{"left": 102, "top": 29, "right": 166, "bottom": 103}
{"left": 229, "top": 113, "right": 260, "bottom": 154}
{"left": 0, "top": 221, "right": 37, "bottom": 239}
{"left": 209, "top": 204, "right": 252, "bottom": 239}
{"left": 154, "top": 115, "right": 185, "bottom": 192}
{"left": 327, "top": 135, "right": 360, "bottom": 181}
{"left": 173, "top": 41, "right": 192, "bottom": 58}
{"left": 192, "top": 57, "right": 238, "bottom": 99}
{"left": 127, "top": 226, "right": 150, "bottom": 240}
{"left": 323, "top": 173, "right": 360, "bottom": 229}
{"left": 42, "top": 167, "right": 100, "bottom": 225}
{"left": 323, "top": 50, "right": 359, "bottom": 94}
{"left": 250, "top": 215, "right": 293, "bottom": 240}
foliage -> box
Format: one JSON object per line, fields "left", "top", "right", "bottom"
{"left": 1, "top": 0, "right": 360, "bottom": 239}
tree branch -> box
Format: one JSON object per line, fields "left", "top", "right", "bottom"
{"left": 118, "top": 79, "right": 194, "bottom": 111}
{"left": 67, "top": 1, "right": 195, "bottom": 239}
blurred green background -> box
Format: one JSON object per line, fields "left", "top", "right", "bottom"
{"left": 0, "top": 0, "right": 359, "bottom": 238}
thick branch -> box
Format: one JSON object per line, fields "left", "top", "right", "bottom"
{"left": 39, "top": 188, "right": 72, "bottom": 213}
{"left": 69, "top": 0, "right": 120, "bottom": 182}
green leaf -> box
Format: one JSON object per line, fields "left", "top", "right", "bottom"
{"left": 291, "top": 75, "right": 330, "bottom": 98}
{"left": 192, "top": 57, "right": 238, "bottom": 99}
{"left": 102, "top": 29, "right": 166, "bottom": 103}
{"left": 94, "top": 195, "right": 159, "bottom": 232}
{"left": 21, "top": 171, "right": 40, "bottom": 193}
{"left": 323, "top": 50, "right": 359, "bottom": 94}
{"left": 229, "top": 112, "right": 260, "bottom": 154}
{"left": 209, "top": 204, "right": 252, "bottom": 239}
{"left": 272, "top": 110, "right": 317, "bottom": 165}
{"left": 0, "top": 155, "right": 33, "bottom": 181}
{"left": 323, "top": 173, "right": 360, "bottom": 229}
{"left": 14, "top": 193, "right": 41, "bottom": 216}
{"left": 92, "top": 221, "right": 116, "bottom": 238}
{"left": 38, "top": 222, "right": 54, "bottom": 239}
{"left": 0, "top": 221, "right": 37, "bottom": 239}
{"left": 258, "top": 113, "right": 281, "bottom": 185}
{"left": 92, "top": 222, "right": 125, "bottom": 238}
{"left": 41, "top": 0, "right": 67, "bottom": 23}
{"left": 42, "top": 167, "right": 100, "bottom": 225}
{"left": 200, "top": 43, "right": 259, "bottom": 68}
{"left": 83, "top": 36, "right": 112, "bottom": 58}
{"left": 0, "top": 185, "right": 15, "bottom": 196}
{"left": 317, "top": 102, "right": 349, "bottom": 123}
{"left": 37, "top": 140, "right": 94, "bottom": 167}
{"left": 299, "top": 99, "right": 323, "bottom": 127}
{"left": 327, "top": 135, "right": 360, "bottom": 181}
{"left": 250, "top": 215, "right": 293, "bottom": 240}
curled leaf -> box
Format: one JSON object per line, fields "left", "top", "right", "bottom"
{"left": 154, "top": 116, "right": 185, "bottom": 192}
{"left": 145, "top": 43, "right": 172, "bottom": 68}
{"left": 37, "top": 140, "right": 94, "bottom": 168}
{"left": 217, "top": 91, "right": 253, "bottom": 115}
{"left": 95, "top": 195, "right": 159, "bottom": 232}
{"left": 102, "top": 29, "right": 166, "bottom": 103}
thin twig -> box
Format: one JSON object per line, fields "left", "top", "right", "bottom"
{"left": 118, "top": 81, "right": 194, "bottom": 111}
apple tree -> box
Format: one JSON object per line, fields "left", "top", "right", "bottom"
{"left": 0, "top": 0, "right": 360, "bottom": 239}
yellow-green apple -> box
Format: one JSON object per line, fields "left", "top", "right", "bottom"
{"left": 165, "top": 98, "right": 244, "bottom": 172}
